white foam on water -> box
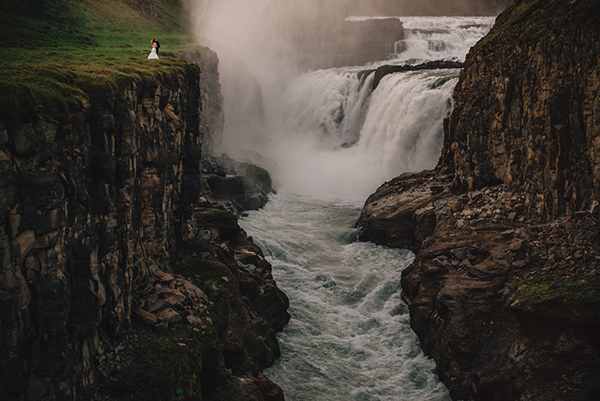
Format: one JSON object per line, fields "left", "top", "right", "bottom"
{"left": 189, "top": 7, "right": 495, "bottom": 399}
{"left": 240, "top": 193, "right": 451, "bottom": 400}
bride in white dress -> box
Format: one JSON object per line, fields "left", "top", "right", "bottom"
{"left": 148, "top": 40, "right": 159, "bottom": 59}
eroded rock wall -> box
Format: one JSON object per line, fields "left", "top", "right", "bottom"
{"left": 356, "top": 0, "right": 600, "bottom": 399}
{"left": 439, "top": 0, "right": 600, "bottom": 220}
{"left": 0, "top": 54, "right": 288, "bottom": 401}
{"left": 0, "top": 64, "right": 202, "bottom": 400}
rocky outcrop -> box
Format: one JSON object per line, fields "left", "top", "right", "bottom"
{"left": 0, "top": 56, "right": 288, "bottom": 400}
{"left": 1, "top": 68, "right": 203, "bottom": 400}
{"left": 201, "top": 154, "right": 274, "bottom": 216}
{"left": 356, "top": 171, "right": 450, "bottom": 250}
{"left": 439, "top": 0, "right": 600, "bottom": 220}
{"left": 358, "top": 174, "right": 600, "bottom": 400}
{"left": 358, "top": 61, "right": 464, "bottom": 91}
{"left": 357, "top": 0, "right": 600, "bottom": 400}
{"left": 101, "top": 204, "right": 290, "bottom": 401}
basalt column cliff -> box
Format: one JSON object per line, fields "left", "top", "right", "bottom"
{"left": 0, "top": 52, "right": 289, "bottom": 400}
{"left": 357, "top": 0, "right": 600, "bottom": 400}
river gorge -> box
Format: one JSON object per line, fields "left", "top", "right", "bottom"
{"left": 1, "top": 0, "right": 599, "bottom": 400}
{"left": 220, "top": 17, "right": 494, "bottom": 400}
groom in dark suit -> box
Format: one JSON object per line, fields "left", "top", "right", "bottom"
{"left": 152, "top": 38, "right": 161, "bottom": 55}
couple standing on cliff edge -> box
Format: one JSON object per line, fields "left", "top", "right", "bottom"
{"left": 148, "top": 38, "right": 160, "bottom": 59}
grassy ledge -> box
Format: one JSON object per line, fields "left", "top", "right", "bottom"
{"left": 0, "top": 0, "right": 201, "bottom": 124}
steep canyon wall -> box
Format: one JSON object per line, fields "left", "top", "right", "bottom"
{"left": 440, "top": 0, "right": 600, "bottom": 220}
{"left": 357, "top": 0, "right": 600, "bottom": 400}
{"left": 1, "top": 63, "right": 202, "bottom": 399}
{"left": 0, "top": 51, "right": 288, "bottom": 401}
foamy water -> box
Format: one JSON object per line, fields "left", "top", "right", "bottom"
{"left": 240, "top": 193, "right": 451, "bottom": 401}
{"left": 192, "top": 8, "right": 494, "bottom": 399}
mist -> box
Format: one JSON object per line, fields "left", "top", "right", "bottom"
{"left": 184, "top": 0, "right": 503, "bottom": 198}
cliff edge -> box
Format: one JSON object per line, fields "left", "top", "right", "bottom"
{"left": 0, "top": 51, "right": 289, "bottom": 401}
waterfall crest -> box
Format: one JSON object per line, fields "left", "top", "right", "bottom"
{"left": 189, "top": 7, "right": 496, "bottom": 399}
{"left": 198, "top": 14, "right": 494, "bottom": 198}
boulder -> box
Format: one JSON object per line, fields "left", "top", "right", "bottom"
{"left": 202, "top": 153, "right": 275, "bottom": 215}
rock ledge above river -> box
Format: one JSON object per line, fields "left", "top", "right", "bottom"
{"left": 357, "top": 172, "right": 600, "bottom": 400}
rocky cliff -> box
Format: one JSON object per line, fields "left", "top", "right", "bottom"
{"left": 439, "top": 0, "right": 600, "bottom": 220}
{"left": 356, "top": 0, "right": 600, "bottom": 400}
{"left": 0, "top": 51, "right": 289, "bottom": 401}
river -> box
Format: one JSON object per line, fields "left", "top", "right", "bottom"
{"left": 231, "top": 16, "right": 494, "bottom": 401}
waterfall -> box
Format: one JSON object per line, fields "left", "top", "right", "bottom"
{"left": 394, "top": 17, "right": 496, "bottom": 63}
{"left": 210, "top": 16, "right": 495, "bottom": 198}
{"left": 190, "top": 6, "right": 495, "bottom": 399}
{"left": 270, "top": 68, "right": 459, "bottom": 198}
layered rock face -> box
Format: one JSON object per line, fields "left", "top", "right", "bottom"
{"left": 1, "top": 70, "right": 201, "bottom": 399}
{"left": 439, "top": 0, "right": 600, "bottom": 220}
{"left": 359, "top": 173, "right": 600, "bottom": 400}
{"left": 182, "top": 49, "right": 225, "bottom": 153}
{"left": 0, "top": 55, "right": 288, "bottom": 400}
{"left": 357, "top": 0, "right": 600, "bottom": 400}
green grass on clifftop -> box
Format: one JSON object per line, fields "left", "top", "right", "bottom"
{"left": 0, "top": 0, "right": 203, "bottom": 124}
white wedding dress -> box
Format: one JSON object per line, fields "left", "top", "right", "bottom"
{"left": 148, "top": 47, "right": 159, "bottom": 59}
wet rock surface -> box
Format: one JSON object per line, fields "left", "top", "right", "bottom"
{"left": 358, "top": 61, "right": 464, "bottom": 91}
{"left": 201, "top": 153, "right": 275, "bottom": 216}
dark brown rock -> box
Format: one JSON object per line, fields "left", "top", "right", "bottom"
{"left": 358, "top": 2, "right": 600, "bottom": 399}
{"left": 358, "top": 60, "right": 464, "bottom": 91}
{"left": 356, "top": 171, "right": 453, "bottom": 251}
{"left": 358, "top": 0, "right": 600, "bottom": 401}
{"left": 393, "top": 186, "right": 600, "bottom": 401}
{"left": 201, "top": 153, "right": 275, "bottom": 215}
{"left": 0, "top": 50, "right": 289, "bottom": 401}
{"left": 439, "top": 0, "right": 600, "bottom": 220}
{"left": 134, "top": 308, "right": 158, "bottom": 326}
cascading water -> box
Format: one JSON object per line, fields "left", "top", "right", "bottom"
{"left": 241, "top": 194, "right": 451, "bottom": 401}
{"left": 346, "top": 16, "right": 495, "bottom": 64}
{"left": 393, "top": 17, "right": 495, "bottom": 63}
{"left": 191, "top": 5, "right": 494, "bottom": 399}
{"left": 270, "top": 68, "right": 460, "bottom": 197}
{"left": 227, "top": 17, "right": 495, "bottom": 198}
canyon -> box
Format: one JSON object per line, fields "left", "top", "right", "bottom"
{"left": 1, "top": 0, "right": 599, "bottom": 400}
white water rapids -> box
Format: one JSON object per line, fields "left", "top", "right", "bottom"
{"left": 241, "top": 193, "right": 450, "bottom": 400}
{"left": 208, "top": 15, "right": 494, "bottom": 401}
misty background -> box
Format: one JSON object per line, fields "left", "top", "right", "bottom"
{"left": 183, "top": 0, "right": 509, "bottom": 195}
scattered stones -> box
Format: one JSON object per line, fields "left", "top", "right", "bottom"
{"left": 148, "top": 299, "right": 167, "bottom": 313}
{"left": 134, "top": 308, "right": 158, "bottom": 327}
{"left": 450, "top": 201, "right": 463, "bottom": 212}
{"left": 153, "top": 269, "right": 175, "bottom": 283}
{"left": 134, "top": 268, "right": 215, "bottom": 332}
